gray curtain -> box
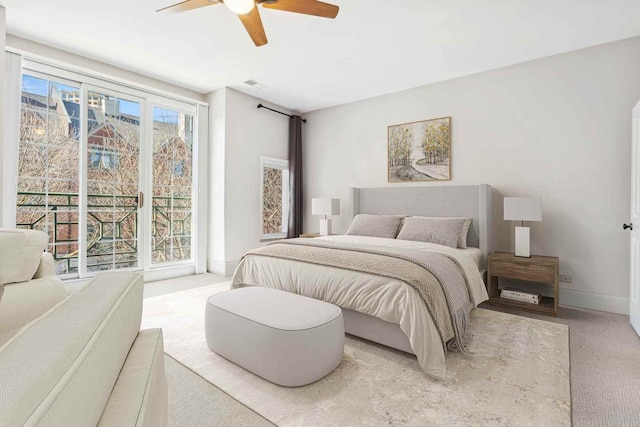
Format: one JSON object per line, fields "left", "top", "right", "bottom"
{"left": 287, "top": 115, "right": 303, "bottom": 238}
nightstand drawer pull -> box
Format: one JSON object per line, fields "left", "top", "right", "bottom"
{"left": 490, "top": 261, "right": 555, "bottom": 284}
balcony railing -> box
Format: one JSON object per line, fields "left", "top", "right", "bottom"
{"left": 16, "top": 191, "right": 192, "bottom": 274}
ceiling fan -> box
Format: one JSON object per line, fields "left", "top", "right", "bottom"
{"left": 156, "top": 0, "right": 339, "bottom": 47}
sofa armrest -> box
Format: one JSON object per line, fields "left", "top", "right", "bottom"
{"left": 33, "top": 252, "right": 56, "bottom": 279}
{"left": 0, "top": 277, "right": 67, "bottom": 346}
{"left": 98, "top": 329, "right": 168, "bottom": 427}
{"left": 0, "top": 272, "right": 143, "bottom": 426}
{"left": 0, "top": 228, "right": 48, "bottom": 285}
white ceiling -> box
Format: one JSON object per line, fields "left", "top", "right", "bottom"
{"left": 2, "top": 0, "right": 640, "bottom": 113}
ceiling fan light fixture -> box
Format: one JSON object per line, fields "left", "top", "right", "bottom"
{"left": 223, "top": 0, "right": 255, "bottom": 15}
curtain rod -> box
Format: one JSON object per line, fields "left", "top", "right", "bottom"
{"left": 257, "top": 104, "right": 307, "bottom": 123}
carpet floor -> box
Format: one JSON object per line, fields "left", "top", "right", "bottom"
{"left": 480, "top": 302, "right": 640, "bottom": 427}
{"left": 165, "top": 354, "right": 275, "bottom": 427}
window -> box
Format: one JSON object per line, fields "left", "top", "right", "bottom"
{"left": 13, "top": 62, "right": 201, "bottom": 279}
{"left": 17, "top": 73, "right": 81, "bottom": 276}
{"left": 151, "top": 106, "right": 194, "bottom": 264}
{"left": 85, "top": 91, "right": 141, "bottom": 273}
{"left": 261, "top": 157, "right": 289, "bottom": 239}
{"left": 89, "top": 151, "right": 119, "bottom": 170}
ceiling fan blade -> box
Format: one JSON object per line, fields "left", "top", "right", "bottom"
{"left": 261, "top": 0, "right": 339, "bottom": 19}
{"left": 156, "top": 0, "right": 218, "bottom": 14}
{"left": 238, "top": 6, "right": 268, "bottom": 47}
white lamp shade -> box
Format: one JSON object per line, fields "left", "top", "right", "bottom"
{"left": 504, "top": 197, "right": 542, "bottom": 221}
{"left": 312, "top": 198, "right": 340, "bottom": 216}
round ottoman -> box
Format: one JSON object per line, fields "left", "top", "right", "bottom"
{"left": 205, "top": 286, "right": 344, "bottom": 387}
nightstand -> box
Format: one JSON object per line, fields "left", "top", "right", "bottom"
{"left": 299, "top": 233, "right": 321, "bottom": 238}
{"left": 486, "top": 252, "right": 559, "bottom": 316}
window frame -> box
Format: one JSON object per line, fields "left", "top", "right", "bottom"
{"left": 8, "top": 58, "right": 206, "bottom": 280}
{"left": 146, "top": 102, "right": 197, "bottom": 269}
{"left": 16, "top": 70, "right": 83, "bottom": 279}
{"left": 260, "top": 156, "right": 289, "bottom": 240}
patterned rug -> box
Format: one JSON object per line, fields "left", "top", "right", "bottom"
{"left": 143, "top": 283, "right": 570, "bottom": 426}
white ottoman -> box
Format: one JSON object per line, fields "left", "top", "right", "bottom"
{"left": 205, "top": 287, "right": 344, "bottom": 387}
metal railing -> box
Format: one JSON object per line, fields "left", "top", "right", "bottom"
{"left": 16, "top": 191, "right": 192, "bottom": 273}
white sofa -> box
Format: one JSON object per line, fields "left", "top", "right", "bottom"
{"left": 0, "top": 229, "right": 168, "bottom": 426}
{"left": 0, "top": 229, "right": 67, "bottom": 346}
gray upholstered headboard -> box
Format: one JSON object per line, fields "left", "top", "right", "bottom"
{"left": 349, "top": 185, "right": 492, "bottom": 268}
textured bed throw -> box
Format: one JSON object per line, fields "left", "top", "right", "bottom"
{"left": 238, "top": 239, "right": 475, "bottom": 355}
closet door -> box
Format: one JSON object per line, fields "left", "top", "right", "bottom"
{"left": 631, "top": 100, "right": 640, "bottom": 336}
{"left": 83, "top": 88, "right": 143, "bottom": 274}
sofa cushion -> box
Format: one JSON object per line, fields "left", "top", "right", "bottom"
{"left": 0, "top": 229, "right": 49, "bottom": 285}
{"left": 33, "top": 252, "right": 56, "bottom": 279}
{"left": 0, "top": 271, "right": 143, "bottom": 426}
{"left": 0, "top": 276, "right": 67, "bottom": 347}
{"left": 98, "top": 329, "right": 168, "bottom": 427}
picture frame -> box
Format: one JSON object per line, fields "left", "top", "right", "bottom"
{"left": 387, "top": 116, "right": 451, "bottom": 182}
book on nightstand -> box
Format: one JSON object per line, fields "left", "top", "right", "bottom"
{"left": 500, "top": 288, "right": 541, "bottom": 305}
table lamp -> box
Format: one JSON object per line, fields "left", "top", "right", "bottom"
{"left": 504, "top": 197, "right": 542, "bottom": 257}
{"left": 312, "top": 198, "right": 340, "bottom": 236}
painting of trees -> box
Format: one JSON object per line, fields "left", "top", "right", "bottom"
{"left": 419, "top": 118, "right": 450, "bottom": 165}
{"left": 388, "top": 125, "right": 413, "bottom": 167}
{"left": 388, "top": 117, "right": 451, "bottom": 182}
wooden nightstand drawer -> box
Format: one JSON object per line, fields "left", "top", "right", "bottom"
{"left": 490, "top": 261, "right": 555, "bottom": 284}
{"left": 485, "top": 252, "right": 560, "bottom": 316}
{"left": 299, "top": 233, "right": 321, "bottom": 238}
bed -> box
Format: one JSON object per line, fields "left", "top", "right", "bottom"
{"left": 232, "top": 185, "right": 492, "bottom": 380}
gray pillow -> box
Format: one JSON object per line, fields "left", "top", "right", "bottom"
{"left": 345, "top": 214, "right": 404, "bottom": 239}
{"left": 458, "top": 218, "right": 473, "bottom": 249}
{"left": 396, "top": 217, "right": 466, "bottom": 248}
{"left": 409, "top": 216, "right": 473, "bottom": 248}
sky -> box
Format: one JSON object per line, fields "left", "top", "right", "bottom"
{"left": 22, "top": 74, "right": 182, "bottom": 124}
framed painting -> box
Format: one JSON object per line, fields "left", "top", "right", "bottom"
{"left": 387, "top": 116, "right": 451, "bottom": 182}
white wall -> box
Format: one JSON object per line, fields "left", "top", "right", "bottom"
{"left": 207, "top": 88, "right": 227, "bottom": 274}
{"left": 207, "top": 88, "right": 290, "bottom": 275}
{"left": 0, "top": 7, "right": 6, "bottom": 226}
{"left": 6, "top": 35, "right": 205, "bottom": 103}
{"left": 303, "top": 36, "right": 640, "bottom": 314}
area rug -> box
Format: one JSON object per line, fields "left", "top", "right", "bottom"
{"left": 165, "top": 354, "right": 274, "bottom": 427}
{"left": 143, "top": 283, "right": 571, "bottom": 426}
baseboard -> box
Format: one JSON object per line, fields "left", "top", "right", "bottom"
{"left": 206, "top": 258, "right": 238, "bottom": 277}
{"left": 560, "top": 288, "right": 629, "bottom": 315}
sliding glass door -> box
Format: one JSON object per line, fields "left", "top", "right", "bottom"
{"left": 150, "top": 106, "right": 194, "bottom": 265}
{"left": 17, "top": 73, "right": 81, "bottom": 276}
{"left": 15, "top": 67, "right": 198, "bottom": 279}
{"left": 84, "top": 89, "right": 142, "bottom": 273}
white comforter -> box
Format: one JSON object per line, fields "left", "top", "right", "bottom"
{"left": 232, "top": 235, "right": 489, "bottom": 379}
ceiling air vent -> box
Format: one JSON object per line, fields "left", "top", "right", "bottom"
{"left": 244, "top": 79, "right": 266, "bottom": 89}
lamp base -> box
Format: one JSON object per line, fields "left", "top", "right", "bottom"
{"left": 514, "top": 226, "right": 530, "bottom": 257}
{"left": 320, "top": 219, "right": 332, "bottom": 236}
